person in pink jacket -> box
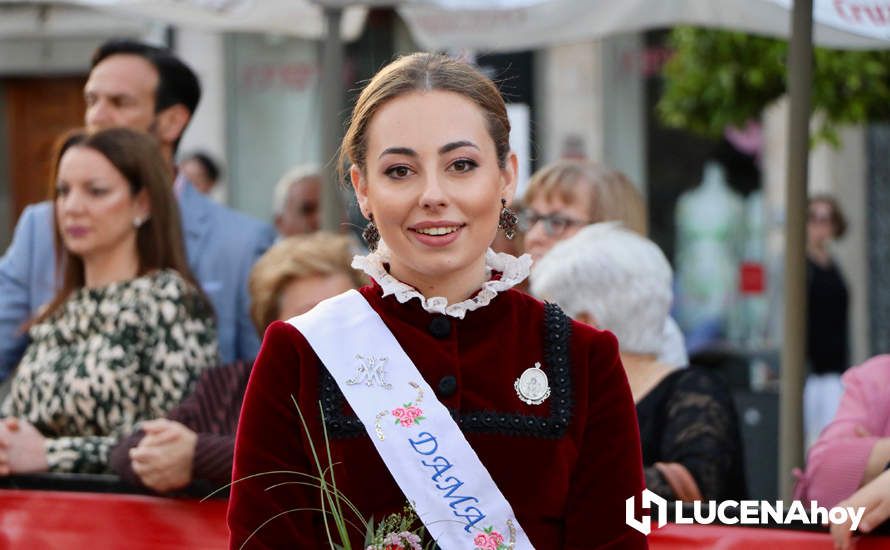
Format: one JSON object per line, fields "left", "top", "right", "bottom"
{"left": 795, "top": 355, "right": 890, "bottom": 509}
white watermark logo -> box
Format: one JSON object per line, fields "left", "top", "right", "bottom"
{"left": 625, "top": 489, "right": 668, "bottom": 535}
{"left": 625, "top": 489, "right": 866, "bottom": 535}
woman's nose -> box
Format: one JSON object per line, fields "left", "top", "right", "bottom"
{"left": 419, "top": 173, "right": 448, "bottom": 209}
{"left": 60, "top": 189, "right": 87, "bottom": 214}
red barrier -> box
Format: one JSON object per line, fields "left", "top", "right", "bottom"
{"left": 0, "top": 489, "right": 228, "bottom": 549}
{"left": 5, "top": 490, "right": 890, "bottom": 549}
{"left": 649, "top": 523, "right": 890, "bottom": 549}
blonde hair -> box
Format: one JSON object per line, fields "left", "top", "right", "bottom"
{"left": 248, "top": 232, "right": 366, "bottom": 335}
{"left": 523, "top": 159, "right": 648, "bottom": 235}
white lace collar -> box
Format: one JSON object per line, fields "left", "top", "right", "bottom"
{"left": 351, "top": 246, "right": 532, "bottom": 319}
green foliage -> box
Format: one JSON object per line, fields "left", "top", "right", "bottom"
{"left": 657, "top": 27, "right": 890, "bottom": 145}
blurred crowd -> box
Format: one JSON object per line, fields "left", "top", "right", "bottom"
{"left": 0, "top": 38, "right": 885, "bottom": 544}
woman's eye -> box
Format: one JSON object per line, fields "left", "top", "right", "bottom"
{"left": 385, "top": 165, "right": 412, "bottom": 179}
{"left": 56, "top": 185, "right": 69, "bottom": 197}
{"left": 89, "top": 187, "right": 108, "bottom": 197}
{"left": 450, "top": 159, "right": 478, "bottom": 173}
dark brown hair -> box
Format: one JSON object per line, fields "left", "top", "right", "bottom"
{"left": 809, "top": 194, "right": 848, "bottom": 239}
{"left": 92, "top": 38, "right": 201, "bottom": 153}
{"left": 338, "top": 52, "right": 511, "bottom": 182}
{"left": 34, "top": 127, "right": 202, "bottom": 324}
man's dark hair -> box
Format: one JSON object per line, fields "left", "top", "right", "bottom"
{"left": 183, "top": 150, "right": 222, "bottom": 183}
{"left": 91, "top": 38, "right": 201, "bottom": 150}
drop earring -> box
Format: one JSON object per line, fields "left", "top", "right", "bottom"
{"left": 362, "top": 213, "right": 380, "bottom": 251}
{"left": 498, "top": 198, "right": 518, "bottom": 240}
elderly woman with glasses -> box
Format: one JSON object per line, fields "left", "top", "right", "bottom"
{"left": 520, "top": 159, "right": 687, "bottom": 367}
{"left": 521, "top": 160, "right": 647, "bottom": 263}
{"left": 532, "top": 223, "right": 747, "bottom": 502}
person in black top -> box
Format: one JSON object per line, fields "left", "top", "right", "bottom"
{"left": 804, "top": 194, "right": 850, "bottom": 448}
{"left": 532, "top": 222, "right": 747, "bottom": 501}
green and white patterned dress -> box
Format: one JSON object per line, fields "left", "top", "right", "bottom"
{"left": 2, "top": 269, "right": 219, "bottom": 473}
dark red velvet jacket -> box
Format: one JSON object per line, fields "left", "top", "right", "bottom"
{"left": 227, "top": 283, "right": 647, "bottom": 549}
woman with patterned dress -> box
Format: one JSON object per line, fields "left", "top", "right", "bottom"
{"left": 227, "top": 53, "right": 646, "bottom": 549}
{"left": 0, "top": 128, "right": 218, "bottom": 476}
{"left": 108, "top": 232, "right": 365, "bottom": 493}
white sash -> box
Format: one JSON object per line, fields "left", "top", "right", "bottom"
{"left": 289, "top": 290, "right": 534, "bottom": 550}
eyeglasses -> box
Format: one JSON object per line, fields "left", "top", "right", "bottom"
{"left": 519, "top": 210, "right": 589, "bottom": 237}
{"left": 807, "top": 211, "right": 832, "bottom": 224}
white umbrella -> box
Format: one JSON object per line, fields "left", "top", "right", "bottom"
{"left": 10, "top": 0, "right": 885, "bottom": 46}
{"left": 0, "top": 0, "right": 368, "bottom": 39}
{"left": 399, "top": 0, "right": 890, "bottom": 51}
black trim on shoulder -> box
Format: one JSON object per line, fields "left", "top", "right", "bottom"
{"left": 318, "top": 302, "right": 573, "bottom": 439}
{"left": 318, "top": 367, "right": 365, "bottom": 437}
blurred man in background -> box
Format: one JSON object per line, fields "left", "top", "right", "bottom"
{"left": 0, "top": 39, "right": 273, "bottom": 378}
{"left": 273, "top": 165, "right": 321, "bottom": 238}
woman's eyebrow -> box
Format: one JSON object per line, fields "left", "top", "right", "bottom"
{"left": 439, "top": 140, "right": 479, "bottom": 154}
{"left": 378, "top": 141, "right": 480, "bottom": 160}
{"left": 378, "top": 146, "right": 416, "bottom": 159}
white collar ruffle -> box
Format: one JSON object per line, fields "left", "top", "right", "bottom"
{"left": 351, "top": 247, "right": 532, "bottom": 319}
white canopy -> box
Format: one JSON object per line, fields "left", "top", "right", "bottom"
{"left": 0, "top": 0, "right": 368, "bottom": 40}
{"left": 399, "top": 0, "right": 890, "bottom": 52}
{"left": 2, "top": 0, "right": 887, "bottom": 48}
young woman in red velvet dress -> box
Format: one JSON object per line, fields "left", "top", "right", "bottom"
{"left": 227, "top": 53, "right": 647, "bottom": 550}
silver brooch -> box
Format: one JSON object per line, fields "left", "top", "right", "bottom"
{"left": 514, "top": 362, "right": 550, "bottom": 405}
{"left": 347, "top": 354, "right": 392, "bottom": 390}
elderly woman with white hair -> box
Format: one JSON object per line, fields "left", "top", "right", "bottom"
{"left": 532, "top": 222, "right": 747, "bottom": 502}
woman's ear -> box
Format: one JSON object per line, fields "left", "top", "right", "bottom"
{"left": 500, "top": 151, "right": 519, "bottom": 205}
{"left": 350, "top": 164, "right": 370, "bottom": 219}
{"left": 134, "top": 188, "right": 151, "bottom": 223}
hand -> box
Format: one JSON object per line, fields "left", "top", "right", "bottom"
{"left": 831, "top": 468, "right": 890, "bottom": 550}
{"left": 129, "top": 419, "right": 198, "bottom": 493}
{"left": 0, "top": 417, "right": 49, "bottom": 475}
